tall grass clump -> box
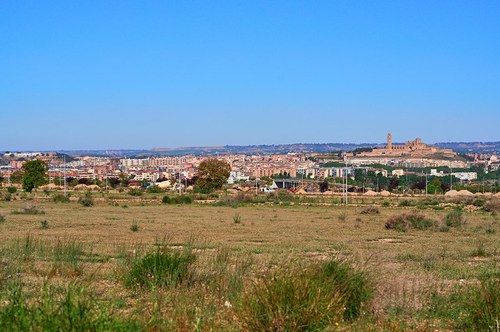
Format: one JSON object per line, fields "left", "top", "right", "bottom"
{"left": 428, "top": 278, "right": 499, "bottom": 331}
{"left": 53, "top": 193, "right": 70, "bottom": 203}
{"left": 125, "top": 247, "right": 195, "bottom": 289}
{"left": 78, "top": 192, "right": 94, "bottom": 207}
{"left": 0, "top": 282, "right": 139, "bottom": 331}
{"left": 385, "top": 212, "right": 436, "bottom": 232}
{"left": 238, "top": 258, "right": 372, "bottom": 331}
{"left": 162, "top": 195, "right": 193, "bottom": 205}
{"left": 360, "top": 207, "right": 380, "bottom": 215}
{"left": 12, "top": 203, "right": 45, "bottom": 215}
{"left": 444, "top": 208, "right": 465, "bottom": 227}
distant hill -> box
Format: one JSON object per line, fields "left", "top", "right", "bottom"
{"left": 3, "top": 141, "right": 498, "bottom": 157}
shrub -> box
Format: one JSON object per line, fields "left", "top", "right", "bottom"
{"left": 130, "top": 222, "right": 139, "bottom": 232}
{"left": 484, "top": 199, "right": 500, "bottom": 212}
{"left": 385, "top": 212, "right": 435, "bottom": 232}
{"left": 360, "top": 207, "right": 380, "bottom": 215}
{"left": 12, "top": 203, "right": 45, "bottom": 215}
{"left": 238, "top": 258, "right": 372, "bottom": 331}
{"left": 7, "top": 186, "right": 17, "bottom": 194}
{"left": 444, "top": 208, "right": 465, "bottom": 227}
{"left": 233, "top": 213, "right": 241, "bottom": 224}
{"left": 382, "top": 201, "right": 390, "bottom": 207}
{"left": 128, "top": 188, "right": 143, "bottom": 196}
{"left": 398, "top": 200, "right": 415, "bottom": 207}
{"left": 125, "top": 248, "right": 195, "bottom": 289}
{"left": 162, "top": 195, "right": 192, "bottom": 205}
{"left": 53, "top": 193, "right": 70, "bottom": 203}
{"left": 40, "top": 220, "right": 49, "bottom": 229}
{"left": 472, "top": 198, "right": 485, "bottom": 207}
{"left": 4, "top": 192, "right": 12, "bottom": 201}
{"left": 78, "top": 192, "right": 94, "bottom": 207}
{"left": 146, "top": 185, "right": 163, "bottom": 193}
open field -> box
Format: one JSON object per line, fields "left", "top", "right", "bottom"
{"left": 0, "top": 191, "right": 498, "bottom": 331}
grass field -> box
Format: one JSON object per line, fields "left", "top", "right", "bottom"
{"left": 0, "top": 190, "right": 498, "bottom": 331}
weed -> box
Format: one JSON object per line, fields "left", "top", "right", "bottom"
{"left": 0, "top": 212, "right": 5, "bottom": 223}
{"left": 382, "top": 201, "right": 390, "bottom": 207}
{"left": 470, "top": 243, "right": 488, "bottom": 257}
{"left": 7, "top": 186, "right": 17, "bottom": 194}
{"left": 338, "top": 212, "right": 348, "bottom": 222}
{"left": 130, "top": 222, "right": 139, "bottom": 232}
{"left": 40, "top": 220, "right": 49, "bottom": 229}
{"left": 233, "top": 213, "right": 242, "bottom": 224}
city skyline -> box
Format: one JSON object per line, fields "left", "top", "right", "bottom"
{"left": 1, "top": 1, "right": 499, "bottom": 150}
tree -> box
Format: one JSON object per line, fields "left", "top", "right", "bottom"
{"left": 21, "top": 160, "right": 48, "bottom": 192}
{"left": 195, "top": 158, "right": 231, "bottom": 193}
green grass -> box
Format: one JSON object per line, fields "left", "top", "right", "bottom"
{"left": 125, "top": 247, "right": 195, "bottom": 289}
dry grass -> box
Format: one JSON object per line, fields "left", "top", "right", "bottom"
{"left": 0, "top": 191, "right": 498, "bottom": 330}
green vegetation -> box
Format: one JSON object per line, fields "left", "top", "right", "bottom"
{"left": 385, "top": 212, "right": 436, "bottom": 232}
{"left": 162, "top": 195, "right": 193, "bottom": 204}
{"left": 21, "top": 160, "right": 48, "bottom": 192}
{"left": 78, "top": 192, "right": 94, "bottom": 207}
{"left": 125, "top": 247, "right": 195, "bottom": 289}
{"left": 194, "top": 158, "right": 231, "bottom": 193}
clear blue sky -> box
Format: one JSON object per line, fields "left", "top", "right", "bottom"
{"left": 1, "top": 1, "right": 499, "bottom": 150}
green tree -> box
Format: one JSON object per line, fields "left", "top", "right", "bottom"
{"left": 194, "top": 158, "right": 231, "bottom": 193}
{"left": 21, "top": 160, "right": 48, "bottom": 192}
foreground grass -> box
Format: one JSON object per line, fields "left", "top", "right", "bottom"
{"left": 0, "top": 192, "right": 498, "bottom": 330}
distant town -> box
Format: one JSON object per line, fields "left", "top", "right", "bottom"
{"left": 1, "top": 134, "right": 499, "bottom": 195}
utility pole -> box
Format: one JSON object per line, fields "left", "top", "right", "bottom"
{"left": 63, "top": 155, "right": 67, "bottom": 197}
{"left": 450, "top": 166, "right": 453, "bottom": 191}
{"left": 344, "top": 153, "right": 348, "bottom": 205}
{"left": 178, "top": 157, "right": 181, "bottom": 195}
{"left": 425, "top": 172, "right": 428, "bottom": 197}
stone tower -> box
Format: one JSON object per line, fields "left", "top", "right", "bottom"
{"left": 387, "top": 133, "right": 392, "bottom": 149}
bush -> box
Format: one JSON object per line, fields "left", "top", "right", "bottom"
{"left": 484, "top": 199, "right": 500, "bottom": 212}
{"left": 0, "top": 212, "right": 5, "bottom": 223}
{"left": 128, "top": 188, "right": 143, "bottom": 197}
{"left": 125, "top": 248, "right": 195, "bottom": 289}
{"left": 360, "top": 207, "right": 380, "bottom": 215}
{"left": 233, "top": 213, "right": 241, "bottom": 224}
{"left": 146, "top": 185, "right": 163, "bottom": 193}
{"left": 12, "top": 203, "right": 45, "bottom": 215}
{"left": 52, "top": 193, "right": 70, "bottom": 203}
{"left": 444, "top": 208, "right": 465, "bottom": 227}
{"left": 40, "top": 220, "right": 49, "bottom": 229}
{"left": 130, "top": 222, "right": 139, "bottom": 232}
{"left": 385, "top": 212, "right": 436, "bottom": 232}
{"left": 7, "top": 186, "right": 17, "bottom": 194}
{"left": 162, "top": 195, "right": 192, "bottom": 205}
{"left": 4, "top": 193, "right": 12, "bottom": 201}
{"left": 78, "top": 192, "right": 94, "bottom": 207}
{"left": 238, "top": 258, "right": 372, "bottom": 331}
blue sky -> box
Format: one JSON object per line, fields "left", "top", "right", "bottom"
{"left": 1, "top": 1, "right": 499, "bottom": 150}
